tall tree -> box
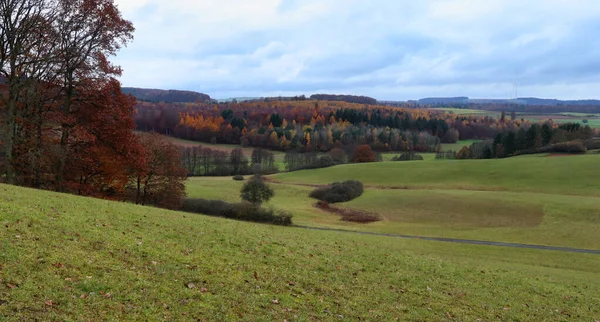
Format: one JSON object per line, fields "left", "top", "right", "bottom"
{"left": 0, "top": 0, "right": 52, "bottom": 183}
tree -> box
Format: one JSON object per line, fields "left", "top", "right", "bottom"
{"left": 240, "top": 174, "right": 274, "bottom": 205}
{"left": 456, "top": 146, "right": 472, "bottom": 159}
{"left": 328, "top": 148, "right": 346, "bottom": 164}
{"left": 132, "top": 133, "right": 188, "bottom": 209}
{"left": 229, "top": 148, "right": 245, "bottom": 175}
{"left": 352, "top": 145, "right": 375, "bottom": 163}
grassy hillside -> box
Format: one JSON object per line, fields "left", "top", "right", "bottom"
{"left": 1, "top": 184, "right": 599, "bottom": 320}
{"left": 274, "top": 154, "right": 600, "bottom": 196}
{"left": 186, "top": 154, "right": 600, "bottom": 249}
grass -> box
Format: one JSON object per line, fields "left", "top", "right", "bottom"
{"left": 428, "top": 107, "right": 495, "bottom": 116}
{"left": 440, "top": 140, "right": 479, "bottom": 151}
{"left": 1, "top": 184, "right": 600, "bottom": 320}
{"left": 185, "top": 153, "right": 600, "bottom": 249}
{"left": 274, "top": 154, "right": 600, "bottom": 196}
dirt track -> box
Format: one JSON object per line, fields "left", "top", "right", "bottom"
{"left": 295, "top": 225, "right": 600, "bottom": 255}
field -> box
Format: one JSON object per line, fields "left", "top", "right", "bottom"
{"left": 427, "top": 107, "right": 497, "bottom": 116}
{"left": 522, "top": 115, "right": 600, "bottom": 129}
{"left": 187, "top": 154, "right": 600, "bottom": 251}
{"left": 428, "top": 108, "right": 600, "bottom": 128}
{"left": 2, "top": 183, "right": 600, "bottom": 320}
{"left": 3, "top": 139, "right": 600, "bottom": 320}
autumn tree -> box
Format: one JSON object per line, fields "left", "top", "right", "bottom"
{"left": 0, "top": 0, "right": 140, "bottom": 201}
{"left": 328, "top": 148, "right": 346, "bottom": 164}
{"left": 132, "top": 132, "right": 188, "bottom": 209}
{"left": 353, "top": 145, "right": 376, "bottom": 163}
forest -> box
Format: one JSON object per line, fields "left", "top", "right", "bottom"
{"left": 134, "top": 100, "right": 536, "bottom": 153}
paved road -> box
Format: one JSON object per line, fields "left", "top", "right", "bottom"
{"left": 295, "top": 225, "right": 600, "bottom": 255}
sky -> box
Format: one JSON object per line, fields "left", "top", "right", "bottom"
{"left": 112, "top": 0, "right": 600, "bottom": 100}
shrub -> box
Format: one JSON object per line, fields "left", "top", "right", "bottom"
{"left": 240, "top": 175, "right": 274, "bottom": 205}
{"left": 309, "top": 180, "right": 364, "bottom": 203}
{"left": 232, "top": 175, "right": 244, "bottom": 181}
{"left": 392, "top": 152, "right": 424, "bottom": 161}
{"left": 585, "top": 138, "right": 600, "bottom": 150}
{"left": 181, "top": 198, "right": 293, "bottom": 226}
{"left": 547, "top": 140, "right": 587, "bottom": 153}
{"left": 456, "top": 146, "right": 472, "bottom": 159}
{"left": 352, "top": 145, "right": 375, "bottom": 163}
{"left": 328, "top": 148, "right": 346, "bottom": 164}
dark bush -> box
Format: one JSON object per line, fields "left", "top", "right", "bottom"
{"left": 309, "top": 180, "right": 364, "bottom": 203}
{"left": 546, "top": 140, "right": 587, "bottom": 153}
{"left": 392, "top": 152, "right": 424, "bottom": 161}
{"left": 585, "top": 138, "right": 600, "bottom": 150}
{"left": 232, "top": 175, "right": 245, "bottom": 181}
{"left": 181, "top": 198, "right": 293, "bottom": 226}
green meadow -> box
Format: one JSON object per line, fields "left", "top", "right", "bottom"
{"left": 1, "top": 183, "right": 600, "bottom": 321}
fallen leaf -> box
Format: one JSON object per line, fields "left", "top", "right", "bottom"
{"left": 271, "top": 299, "right": 279, "bottom": 304}
{"left": 445, "top": 312, "right": 452, "bottom": 319}
{"left": 44, "top": 300, "right": 54, "bottom": 306}
{"left": 288, "top": 281, "right": 296, "bottom": 286}
{"left": 7, "top": 283, "right": 17, "bottom": 289}
{"left": 80, "top": 294, "right": 88, "bottom": 299}
{"left": 253, "top": 271, "right": 259, "bottom": 280}
{"left": 201, "top": 287, "right": 208, "bottom": 293}
{"left": 53, "top": 262, "right": 64, "bottom": 268}
{"left": 103, "top": 293, "right": 111, "bottom": 299}
{"left": 186, "top": 283, "right": 196, "bottom": 289}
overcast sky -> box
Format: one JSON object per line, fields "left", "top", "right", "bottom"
{"left": 112, "top": 0, "right": 600, "bottom": 100}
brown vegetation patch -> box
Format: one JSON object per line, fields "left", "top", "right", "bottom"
{"left": 315, "top": 201, "right": 382, "bottom": 224}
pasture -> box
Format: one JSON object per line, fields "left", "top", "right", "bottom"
{"left": 1, "top": 183, "right": 599, "bottom": 320}
{"left": 187, "top": 154, "right": 600, "bottom": 250}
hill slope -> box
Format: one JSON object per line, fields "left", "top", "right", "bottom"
{"left": 1, "top": 184, "right": 599, "bottom": 320}
{"left": 122, "top": 87, "right": 212, "bottom": 103}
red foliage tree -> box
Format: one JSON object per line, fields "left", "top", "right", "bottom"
{"left": 353, "top": 145, "right": 376, "bottom": 163}
{"left": 132, "top": 132, "right": 188, "bottom": 209}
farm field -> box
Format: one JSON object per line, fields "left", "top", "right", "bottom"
{"left": 427, "top": 107, "right": 497, "bottom": 116}
{"left": 1, "top": 183, "right": 600, "bottom": 321}
{"left": 522, "top": 116, "right": 600, "bottom": 129}
{"left": 187, "top": 154, "right": 600, "bottom": 250}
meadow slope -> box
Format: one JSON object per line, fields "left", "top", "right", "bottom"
{"left": 187, "top": 154, "right": 600, "bottom": 249}
{"left": 1, "top": 184, "right": 599, "bottom": 320}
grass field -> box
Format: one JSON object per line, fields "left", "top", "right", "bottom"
{"left": 1, "top": 184, "right": 600, "bottom": 320}
{"left": 186, "top": 154, "right": 600, "bottom": 250}
{"left": 427, "top": 107, "right": 497, "bottom": 116}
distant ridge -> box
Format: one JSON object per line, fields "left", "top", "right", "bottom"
{"left": 122, "top": 87, "right": 212, "bottom": 103}
{"left": 415, "top": 97, "right": 600, "bottom": 106}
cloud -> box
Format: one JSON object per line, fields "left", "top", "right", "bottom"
{"left": 112, "top": 0, "right": 600, "bottom": 100}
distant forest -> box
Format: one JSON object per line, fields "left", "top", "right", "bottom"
{"left": 134, "top": 100, "right": 552, "bottom": 153}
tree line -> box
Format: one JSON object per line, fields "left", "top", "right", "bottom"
{"left": 456, "top": 122, "right": 594, "bottom": 159}
{"left": 180, "top": 146, "right": 277, "bottom": 176}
